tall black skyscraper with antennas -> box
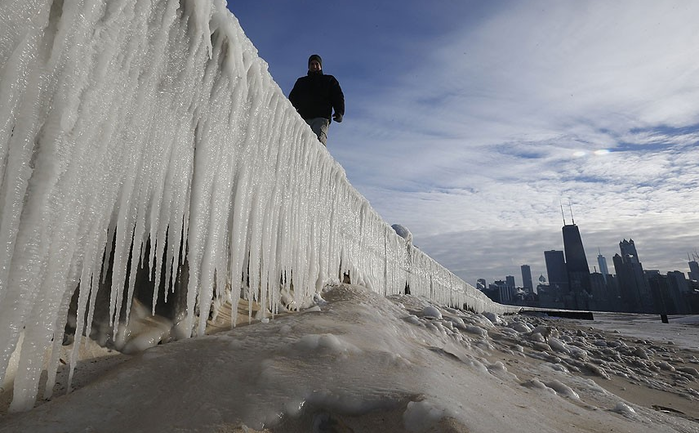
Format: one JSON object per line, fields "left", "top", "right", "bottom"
{"left": 562, "top": 223, "right": 591, "bottom": 309}
{"left": 560, "top": 203, "right": 591, "bottom": 309}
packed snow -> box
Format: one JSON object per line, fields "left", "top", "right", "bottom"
{"left": 1, "top": 284, "right": 697, "bottom": 432}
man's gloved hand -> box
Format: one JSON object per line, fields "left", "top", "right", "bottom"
{"left": 333, "top": 113, "right": 343, "bottom": 123}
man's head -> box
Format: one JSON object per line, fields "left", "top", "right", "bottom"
{"left": 308, "top": 54, "right": 322, "bottom": 73}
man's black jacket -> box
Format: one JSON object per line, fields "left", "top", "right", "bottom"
{"left": 289, "top": 71, "right": 345, "bottom": 121}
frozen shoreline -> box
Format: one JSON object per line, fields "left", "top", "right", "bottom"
{"left": 569, "top": 312, "right": 699, "bottom": 349}
{"left": 1, "top": 284, "right": 697, "bottom": 432}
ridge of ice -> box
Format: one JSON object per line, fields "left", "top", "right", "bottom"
{"left": 0, "top": 0, "right": 516, "bottom": 412}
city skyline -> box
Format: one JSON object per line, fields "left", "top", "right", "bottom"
{"left": 479, "top": 225, "right": 698, "bottom": 315}
{"left": 481, "top": 226, "right": 697, "bottom": 289}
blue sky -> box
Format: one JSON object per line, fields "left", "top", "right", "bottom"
{"left": 227, "top": 1, "right": 699, "bottom": 286}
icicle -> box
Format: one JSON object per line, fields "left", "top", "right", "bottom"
{"left": 0, "top": 0, "right": 515, "bottom": 413}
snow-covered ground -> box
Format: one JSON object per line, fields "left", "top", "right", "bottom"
{"left": 1, "top": 284, "right": 697, "bottom": 432}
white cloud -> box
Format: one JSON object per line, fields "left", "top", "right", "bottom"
{"left": 353, "top": 1, "right": 699, "bottom": 143}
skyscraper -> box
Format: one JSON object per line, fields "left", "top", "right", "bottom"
{"left": 597, "top": 251, "right": 609, "bottom": 284}
{"left": 666, "top": 271, "right": 690, "bottom": 314}
{"left": 688, "top": 255, "right": 699, "bottom": 281}
{"left": 562, "top": 224, "right": 591, "bottom": 310}
{"left": 521, "top": 265, "right": 533, "bottom": 294}
{"left": 614, "top": 239, "right": 654, "bottom": 312}
{"left": 544, "top": 250, "right": 568, "bottom": 300}
{"left": 619, "top": 239, "right": 640, "bottom": 264}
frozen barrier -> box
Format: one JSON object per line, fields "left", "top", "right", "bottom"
{"left": 0, "top": 0, "right": 516, "bottom": 411}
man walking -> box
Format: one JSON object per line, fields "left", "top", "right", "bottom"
{"left": 289, "top": 54, "right": 345, "bottom": 145}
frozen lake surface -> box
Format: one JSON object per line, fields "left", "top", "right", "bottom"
{"left": 570, "top": 312, "right": 699, "bottom": 349}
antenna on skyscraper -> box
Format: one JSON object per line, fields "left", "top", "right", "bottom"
{"left": 560, "top": 202, "right": 566, "bottom": 225}
{"left": 568, "top": 200, "right": 575, "bottom": 225}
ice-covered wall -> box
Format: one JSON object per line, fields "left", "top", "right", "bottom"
{"left": 0, "top": 0, "right": 516, "bottom": 411}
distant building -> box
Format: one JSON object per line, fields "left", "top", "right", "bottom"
{"left": 536, "top": 283, "right": 564, "bottom": 309}
{"left": 597, "top": 252, "right": 609, "bottom": 284}
{"left": 619, "top": 239, "right": 640, "bottom": 262}
{"left": 688, "top": 258, "right": 699, "bottom": 281}
{"left": 589, "top": 272, "right": 609, "bottom": 311}
{"left": 613, "top": 253, "right": 639, "bottom": 312}
{"left": 562, "top": 224, "right": 591, "bottom": 310}
{"left": 521, "top": 265, "right": 533, "bottom": 294}
{"left": 614, "top": 239, "right": 654, "bottom": 312}
{"left": 668, "top": 270, "right": 690, "bottom": 293}
{"left": 647, "top": 272, "right": 689, "bottom": 314}
{"left": 490, "top": 280, "right": 512, "bottom": 303}
{"left": 605, "top": 274, "right": 621, "bottom": 310}
{"left": 476, "top": 278, "right": 487, "bottom": 291}
{"left": 544, "top": 250, "right": 568, "bottom": 301}
{"left": 506, "top": 275, "right": 516, "bottom": 289}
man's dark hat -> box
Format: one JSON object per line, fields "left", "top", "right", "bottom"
{"left": 308, "top": 54, "right": 322, "bottom": 68}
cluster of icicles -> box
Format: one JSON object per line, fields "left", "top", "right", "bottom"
{"left": 0, "top": 0, "right": 509, "bottom": 412}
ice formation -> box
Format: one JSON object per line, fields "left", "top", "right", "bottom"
{"left": 0, "top": 0, "right": 514, "bottom": 412}
{"left": 1, "top": 285, "right": 697, "bottom": 432}
{"left": 391, "top": 223, "right": 413, "bottom": 244}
